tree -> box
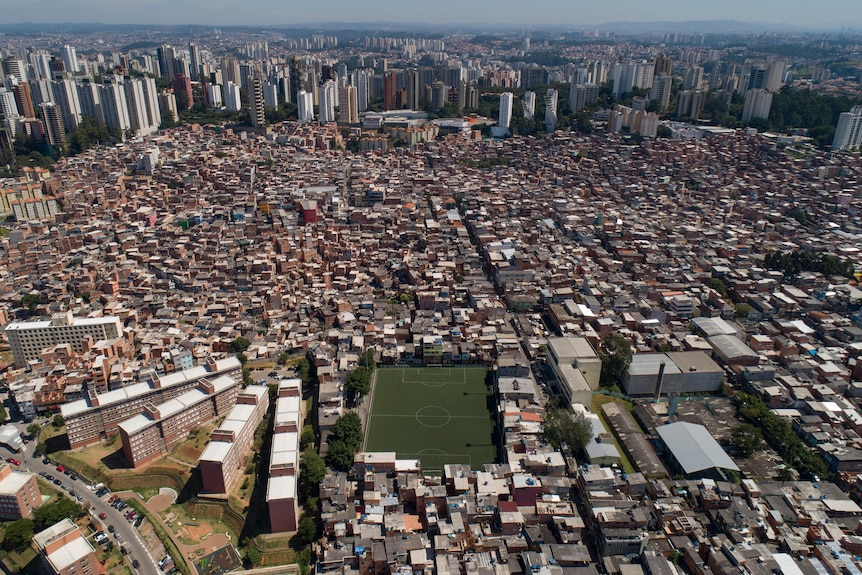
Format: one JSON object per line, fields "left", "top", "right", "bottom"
{"left": 278, "top": 352, "right": 291, "bottom": 366}
{"left": 734, "top": 303, "right": 752, "bottom": 318}
{"left": 345, "top": 366, "right": 372, "bottom": 398}
{"left": 731, "top": 423, "right": 764, "bottom": 457}
{"left": 598, "top": 334, "right": 633, "bottom": 388}
{"left": 300, "top": 425, "right": 315, "bottom": 450}
{"left": 20, "top": 293, "right": 45, "bottom": 313}
{"left": 52, "top": 414, "right": 64, "bottom": 427}
{"left": 230, "top": 337, "right": 251, "bottom": 354}
{"left": 245, "top": 547, "right": 262, "bottom": 567}
{"left": 325, "top": 440, "right": 355, "bottom": 472}
{"left": 331, "top": 412, "right": 363, "bottom": 452}
{"left": 542, "top": 406, "right": 592, "bottom": 454}
{"left": 297, "top": 516, "right": 317, "bottom": 546}
{"left": 33, "top": 498, "right": 84, "bottom": 530}
{"left": 300, "top": 449, "right": 326, "bottom": 491}
{"left": 3, "top": 518, "right": 34, "bottom": 551}
{"left": 27, "top": 423, "right": 40, "bottom": 437}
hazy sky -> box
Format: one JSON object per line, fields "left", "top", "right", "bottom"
{"left": 6, "top": 0, "right": 860, "bottom": 28}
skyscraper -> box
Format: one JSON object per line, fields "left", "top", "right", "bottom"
{"left": 224, "top": 82, "right": 242, "bottom": 112}
{"left": 98, "top": 82, "right": 131, "bottom": 136}
{"left": 741, "top": 89, "right": 773, "bottom": 123}
{"left": 38, "top": 102, "right": 65, "bottom": 146}
{"left": 248, "top": 76, "right": 266, "bottom": 128}
{"left": 523, "top": 91, "right": 536, "bottom": 119}
{"left": 498, "top": 92, "right": 513, "bottom": 129}
{"left": 50, "top": 81, "right": 82, "bottom": 129}
{"left": 188, "top": 43, "right": 201, "bottom": 80}
{"left": 648, "top": 75, "right": 673, "bottom": 110}
{"left": 383, "top": 72, "right": 397, "bottom": 111}
{"left": 832, "top": 106, "right": 862, "bottom": 150}
{"left": 76, "top": 80, "right": 101, "bottom": 122}
{"left": 157, "top": 45, "right": 176, "bottom": 81}
{"left": 570, "top": 84, "right": 599, "bottom": 113}
{"left": 338, "top": 84, "right": 358, "bottom": 124}
{"left": 544, "top": 89, "right": 558, "bottom": 132}
{"left": 207, "top": 83, "right": 223, "bottom": 108}
{"left": 2, "top": 56, "right": 27, "bottom": 83}
{"left": 0, "top": 88, "right": 19, "bottom": 119}
{"left": 62, "top": 45, "right": 80, "bottom": 74}
{"left": 297, "top": 89, "right": 314, "bottom": 123}
{"left": 171, "top": 74, "right": 193, "bottom": 110}
{"left": 12, "top": 83, "right": 35, "bottom": 118}
{"left": 352, "top": 70, "right": 369, "bottom": 112}
{"left": 319, "top": 80, "right": 336, "bottom": 123}
{"left": 263, "top": 82, "right": 279, "bottom": 110}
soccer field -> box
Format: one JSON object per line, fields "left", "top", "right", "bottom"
{"left": 364, "top": 367, "right": 497, "bottom": 472}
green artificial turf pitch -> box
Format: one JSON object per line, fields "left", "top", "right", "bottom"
{"left": 364, "top": 367, "right": 497, "bottom": 472}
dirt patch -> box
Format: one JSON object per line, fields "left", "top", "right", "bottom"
{"left": 148, "top": 493, "right": 174, "bottom": 513}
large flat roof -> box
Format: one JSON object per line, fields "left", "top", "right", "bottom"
{"left": 656, "top": 421, "right": 739, "bottom": 474}
{"left": 547, "top": 337, "right": 598, "bottom": 360}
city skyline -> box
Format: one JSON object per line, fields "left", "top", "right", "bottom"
{"left": 5, "top": 0, "right": 862, "bottom": 30}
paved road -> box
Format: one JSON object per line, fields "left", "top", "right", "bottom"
{"left": 2, "top": 421, "right": 162, "bottom": 575}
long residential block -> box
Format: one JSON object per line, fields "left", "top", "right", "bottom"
{"left": 119, "top": 374, "right": 241, "bottom": 467}
{"left": 6, "top": 311, "right": 122, "bottom": 368}
{"left": 62, "top": 355, "right": 241, "bottom": 449}
{"left": 267, "top": 378, "right": 302, "bottom": 533}
{"left": 199, "top": 385, "right": 269, "bottom": 494}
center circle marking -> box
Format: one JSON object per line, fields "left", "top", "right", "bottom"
{"left": 415, "top": 406, "right": 452, "bottom": 428}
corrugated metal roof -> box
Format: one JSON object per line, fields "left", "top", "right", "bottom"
{"left": 656, "top": 421, "right": 739, "bottom": 474}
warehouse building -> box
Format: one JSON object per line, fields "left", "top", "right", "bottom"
{"left": 622, "top": 351, "right": 724, "bottom": 397}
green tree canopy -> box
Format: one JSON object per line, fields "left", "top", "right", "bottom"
{"left": 331, "top": 411, "right": 363, "bottom": 452}
{"left": 20, "top": 293, "right": 45, "bottom": 313}
{"left": 345, "top": 366, "right": 372, "bottom": 398}
{"left": 296, "top": 516, "right": 317, "bottom": 546}
{"left": 33, "top": 498, "right": 85, "bottom": 531}
{"left": 598, "top": 334, "right": 633, "bottom": 387}
{"left": 300, "top": 448, "right": 326, "bottom": 493}
{"left": 542, "top": 406, "right": 592, "bottom": 454}
{"left": 731, "top": 423, "right": 764, "bottom": 458}
{"left": 230, "top": 337, "right": 251, "bottom": 354}
{"left": 324, "top": 440, "right": 355, "bottom": 472}
{"left": 3, "top": 518, "right": 34, "bottom": 551}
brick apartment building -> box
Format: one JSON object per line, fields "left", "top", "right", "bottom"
{"left": 199, "top": 385, "right": 269, "bottom": 494}
{"left": 119, "top": 373, "right": 240, "bottom": 467}
{"left": 267, "top": 379, "right": 302, "bottom": 533}
{"left": 0, "top": 463, "right": 41, "bottom": 519}
{"left": 32, "top": 518, "right": 98, "bottom": 575}
{"left": 62, "top": 355, "right": 241, "bottom": 449}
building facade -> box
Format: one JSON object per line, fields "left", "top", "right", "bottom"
{"left": 0, "top": 464, "right": 41, "bottom": 520}
{"left": 6, "top": 312, "right": 122, "bottom": 368}
{"left": 199, "top": 385, "right": 269, "bottom": 494}
{"left": 62, "top": 355, "right": 241, "bottom": 449}
{"left": 119, "top": 373, "right": 241, "bottom": 467}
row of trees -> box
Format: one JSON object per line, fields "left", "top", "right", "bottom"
{"left": 735, "top": 392, "right": 828, "bottom": 479}
{"left": 764, "top": 250, "right": 856, "bottom": 279}
{"left": 345, "top": 350, "right": 376, "bottom": 403}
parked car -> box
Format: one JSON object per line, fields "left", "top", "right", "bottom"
{"left": 55, "top": 465, "right": 64, "bottom": 473}
{"left": 107, "top": 525, "right": 115, "bottom": 533}
{"left": 99, "top": 512, "right": 107, "bottom": 520}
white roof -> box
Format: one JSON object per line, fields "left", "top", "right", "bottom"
{"left": 0, "top": 468, "right": 33, "bottom": 495}
{"left": 266, "top": 475, "right": 296, "bottom": 501}
{"left": 199, "top": 440, "right": 233, "bottom": 463}
{"left": 46, "top": 536, "right": 94, "bottom": 571}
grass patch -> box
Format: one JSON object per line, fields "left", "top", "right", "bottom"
{"left": 365, "top": 367, "right": 496, "bottom": 471}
